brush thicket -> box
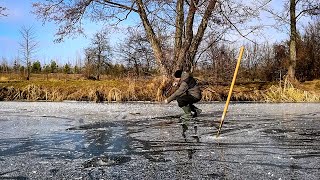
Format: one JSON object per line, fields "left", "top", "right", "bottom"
{"left": 264, "top": 78, "right": 320, "bottom": 102}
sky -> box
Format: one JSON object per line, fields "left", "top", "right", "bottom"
{"left": 0, "top": 0, "right": 131, "bottom": 66}
{"left": 0, "top": 0, "right": 313, "bottom": 66}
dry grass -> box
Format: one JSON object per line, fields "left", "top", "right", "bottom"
{"left": 0, "top": 76, "right": 9, "bottom": 81}
{"left": 263, "top": 79, "right": 320, "bottom": 102}
{"left": 154, "top": 75, "right": 170, "bottom": 101}
{"left": 1, "top": 73, "right": 320, "bottom": 102}
{"left": 108, "top": 88, "right": 122, "bottom": 102}
{"left": 202, "top": 87, "right": 223, "bottom": 101}
{"left": 0, "top": 74, "right": 154, "bottom": 102}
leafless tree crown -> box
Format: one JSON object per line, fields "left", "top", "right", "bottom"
{"left": 33, "top": 0, "right": 269, "bottom": 74}
{"left": 19, "top": 26, "right": 39, "bottom": 80}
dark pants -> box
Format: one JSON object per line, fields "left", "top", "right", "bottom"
{"left": 176, "top": 95, "right": 200, "bottom": 108}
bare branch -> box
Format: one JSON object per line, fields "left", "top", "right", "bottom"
{"left": 195, "top": 30, "right": 226, "bottom": 63}
{"left": 33, "top": 0, "right": 141, "bottom": 42}
{"left": 0, "top": 6, "right": 8, "bottom": 16}
{"left": 144, "top": 1, "right": 176, "bottom": 27}
{"left": 135, "top": 0, "right": 168, "bottom": 74}
{"left": 296, "top": 5, "right": 320, "bottom": 18}
{"left": 189, "top": 0, "right": 218, "bottom": 59}
{"left": 221, "top": 12, "right": 257, "bottom": 43}
{"left": 114, "top": 7, "right": 134, "bottom": 25}
{"left": 263, "top": 7, "right": 290, "bottom": 24}
{"left": 98, "top": 0, "right": 138, "bottom": 12}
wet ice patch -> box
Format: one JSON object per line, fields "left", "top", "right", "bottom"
{"left": 201, "top": 135, "right": 225, "bottom": 142}
{"left": 82, "top": 155, "right": 131, "bottom": 168}
{"left": 1, "top": 102, "right": 320, "bottom": 179}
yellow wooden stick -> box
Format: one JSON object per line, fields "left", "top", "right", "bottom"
{"left": 216, "top": 46, "right": 245, "bottom": 137}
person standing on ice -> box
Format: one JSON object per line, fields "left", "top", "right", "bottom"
{"left": 164, "top": 70, "right": 202, "bottom": 122}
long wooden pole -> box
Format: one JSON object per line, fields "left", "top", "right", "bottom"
{"left": 216, "top": 46, "right": 245, "bottom": 137}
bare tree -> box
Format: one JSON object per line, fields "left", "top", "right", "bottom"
{"left": 241, "top": 42, "right": 264, "bottom": 81}
{"left": 83, "top": 47, "right": 96, "bottom": 79}
{"left": 19, "top": 26, "right": 39, "bottom": 80}
{"left": 118, "top": 28, "right": 155, "bottom": 76}
{"left": 33, "top": 0, "right": 265, "bottom": 75}
{"left": 296, "top": 19, "right": 320, "bottom": 81}
{"left": 265, "top": 0, "right": 320, "bottom": 81}
{"left": 90, "top": 30, "right": 112, "bottom": 80}
{"left": 288, "top": 0, "right": 319, "bottom": 81}
{"left": 75, "top": 52, "right": 83, "bottom": 74}
{"left": 83, "top": 30, "right": 111, "bottom": 81}
{"left": 1, "top": 57, "right": 9, "bottom": 73}
{"left": 13, "top": 56, "right": 21, "bottom": 74}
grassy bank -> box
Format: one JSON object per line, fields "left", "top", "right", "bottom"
{"left": 0, "top": 73, "right": 320, "bottom": 102}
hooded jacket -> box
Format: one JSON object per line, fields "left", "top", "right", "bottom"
{"left": 167, "top": 72, "right": 202, "bottom": 103}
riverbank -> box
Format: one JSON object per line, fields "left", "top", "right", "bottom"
{"left": 0, "top": 74, "right": 319, "bottom": 102}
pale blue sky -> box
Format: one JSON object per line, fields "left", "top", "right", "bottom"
{"left": 0, "top": 0, "right": 131, "bottom": 66}
{"left": 0, "top": 0, "right": 312, "bottom": 66}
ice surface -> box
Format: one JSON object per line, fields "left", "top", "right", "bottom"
{"left": 0, "top": 101, "right": 319, "bottom": 179}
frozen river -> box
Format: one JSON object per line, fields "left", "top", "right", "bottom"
{"left": 0, "top": 102, "right": 319, "bottom": 179}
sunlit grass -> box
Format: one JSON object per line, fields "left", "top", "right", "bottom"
{"left": 1, "top": 73, "right": 320, "bottom": 102}
{"left": 263, "top": 79, "right": 320, "bottom": 102}
{"left": 0, "top": 73, "right": 156, "bottom": 101}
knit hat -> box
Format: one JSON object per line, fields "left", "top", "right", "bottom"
{"left": 174, "top": 70, "right": 183, "bottom": 78}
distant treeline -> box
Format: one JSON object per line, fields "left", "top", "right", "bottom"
{"left": 1, "top": 20, "right": 319, "bottom": 82}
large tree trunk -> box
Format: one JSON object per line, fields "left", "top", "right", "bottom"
{"left": 176, "top": 0, "right": 198, "bottom": 71}
{"left": 189, "top": 0, "right": 217, "bottom": 69}
{"left": 136, "top": 0, "right": 217, "bottom": 75}
{"left": 175, "top": 0, "right": 217, "bottom": 72}
{"left": 173, "top": 0, "right": 184, "bottom": 71}
{"left": 288, "top": 0, "right": 297, "bottom": 81}
{"left": 97, "top": 50, "right": 101, "bottom": 81}
{"left": 27, "top": 60, "right": 30, "bottom": 81}
{"left": 135, "top": 0, "right": 168, "bottom": 75}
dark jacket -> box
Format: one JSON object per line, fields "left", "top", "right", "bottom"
{"left": 167, "top": 72, "right": 202, "bottom": 103}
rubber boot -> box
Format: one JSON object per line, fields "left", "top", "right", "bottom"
{"left": 180, "top": 106, "right": 193, "bottom": 122}
{"left": 181, "top": 124, "right": 188, "bottom": 141}
{"left": 190, "top": 104, "right": 202, "bottom": 117}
